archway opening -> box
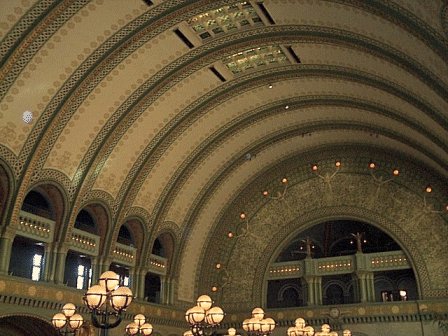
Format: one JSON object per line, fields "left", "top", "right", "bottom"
{"left": 267, "top": 219, "right": 417, "bottom": 308}
{"left": 0, "top": 315, "right": 58, "bottom": 336}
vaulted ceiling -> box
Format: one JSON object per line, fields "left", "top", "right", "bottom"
{"left": 1, "top": 0, "right": 447, "bottom": 309}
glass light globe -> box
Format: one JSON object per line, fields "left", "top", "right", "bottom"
{"left": 261, "top": 318, "right": 276, "bottom": 333}
{"left": 52, "top": 313, "right": 67, "bottom": 329}
{"left": 287, "top": 326, "right": 296, "bottom": 336}
{"left": 134, "top": 314, "right": 146, "bottom": 326}
{"left": 251, "top": 307, "right": 265, "bottom": 320}
{"left": 141, "top": 323, "right": 153, "bottom": 335}
{"left": 186, "top": 305, "right": 206, "bottom": 324}
{"left": 295, "top": 318, "right": 306, "bottom": 329}
{"left": 205, "top": 306, "right": 224, "bottom": 325}
{"left": 304, "top": 326, "right": 314, "bottom": 336}
{"left": 99, "top": 271, "right": 120, "bottom": 291}
{"left": 185, "top": 307, "right": 194, "bottom": 323}
{"left": 183, "top": 330, "right": 193, "bottom": 336}
{"left": 84, "top": 284, "right": 107, "bottom": 309}
{"left": 321, "top": 324, "right": 330, "bottom": 333}
{"left": 110, "top": 286, "right": 133, "bottom": 311}
{"left": 242, "top": 319, "right": 250, "bottom": 332}
{"left": 265, "top": 317, "right": 275, "bottom": 332}
{"left": 260, "top": 319, "right": 269, "bottom": 333}
{"left": 126, "top": 322, "right": 139, "bottom": 335}
{"left": 248, "top": 317, "right": 261, "bottom": 332}
{"left": 68, "top": 314, "right": 83, "bottom": 330}
{"left": 62, "top": 303, "right": 76, "bottom": 317}
{"left": 227, "top": 328, "right": 236, "bottom": 336}
{"left": 196, "top": 295, "right": 213, "bottom": 311}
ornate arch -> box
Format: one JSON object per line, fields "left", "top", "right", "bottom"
{"left": 198, "top": 154, "right": 448, "bottom": 310}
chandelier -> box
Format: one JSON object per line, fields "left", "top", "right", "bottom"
{"left": 185, "top": 295, "right": 225, "bottom": 336}
{"left": 287, "top": 318, "right": 314, "bottom": 336}
{"left": 125, "top": 314, "right": 154, "bottom": 335}
{"left": 288, "top": 319, "right": 351, "bottom": 336}
{"left": 83, "top": 271, "right": 133, "bottom": 335}
{"left": 242, "top": 308, "right": 276, "bottom": 335}
{"left": 51, "top": 303, "right": 84, "bottom": 335}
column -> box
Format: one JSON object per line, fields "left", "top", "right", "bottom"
{"left": 314, "top": 276, "right": 323, "bottom": 305}
{"left": 365, "top": 271, "right": 375, "bottom": 302}
{"left": 164, "top": 276, "right": 175, "bottom": 305}
{"left": 356, "top": 271, "right": 375, "bottom": 302}
{"left": 128, "top": 266, "right": 136, "bottom": 292}
{"left": 43, "top": 242, "right": 56, "bottom": 282}
{"left": 136, "top": 267, "right": 147, "bottom": 300}
{"left": 90, "top": 256, "right": 99, "bottom": 284}
{"left": 0, "top": 233, "right": 13, "bottom": 275}
{"left": 96, "top": 257, "right": 111, "bottom": 275}
{"left": 160, "top": 275, "right": 166, "bottom": 304}
{"left": 53, "top": 245, "right": 68, "bottom": 284}
{"left": 304, "top": 275, "right": 322, "bottom": 305}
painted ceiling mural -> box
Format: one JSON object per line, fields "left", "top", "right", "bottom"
{"left": 0, "top": 0, "right": 447, "bottom": 308}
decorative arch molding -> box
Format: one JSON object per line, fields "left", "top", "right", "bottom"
{"left": 441, "top": 1, "right": 448, "bottom": 38}
{"left": 0, "top": 145, "right": 19, "bottom": 177}
{"left": 0, "top": 158, "right": 15, "bottom": 229}
{"left": 200, "top": 169, "right": 447, "bottom": 310}
{"left": 29, "top": 169, "right": 73, "bottom": 201}
{"left": 126, "top": 206, "right": 151, "bottom": 225}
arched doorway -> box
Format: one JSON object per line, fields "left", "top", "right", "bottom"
{"left": 0, "top": 314, "right": 58, "bottom": 336}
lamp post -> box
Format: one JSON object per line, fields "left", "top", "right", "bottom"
{"left": 83, "top": 271, "right": 133, "bottom": 336}
{"left": 125, "top": 314, "right": 154, "bottom": 335}
{"left": 242, "top": 308, "right": 276, "bottom": 336}
{"left": 51, "top": 303, "right": 84, "bottom": 335}
{"left": 185, "top": 294, "right": 225, "bottom": 336}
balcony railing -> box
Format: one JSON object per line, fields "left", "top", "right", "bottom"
{"left": 148, "top": 254, "right": 168, "bottom": 275}
{"left": 18, "top": 210, "right": 55, "bottom": 243}
{"left": 70, "top": 228, "right": 100, "bottom": 256}
{"left": 268, "top": 250, "right": 410, "bottom": 279}
{"left": 368, "top": 251, "right": 409, "bottom": 271}
{"left": 113, "top": 242, "right": 137, "bottom": 266}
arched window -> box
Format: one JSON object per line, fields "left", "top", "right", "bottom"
{"left": 151, "top": 238, "right": 165, "bottom": 257}
{"left": 22, "top": 190, "right": 53, "bottom": 220}
{"left": 74, "top": 209, "right": 97, "bottom": 235}
{"left": 117, "top": 225, "right": 134, "bottom": 246}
